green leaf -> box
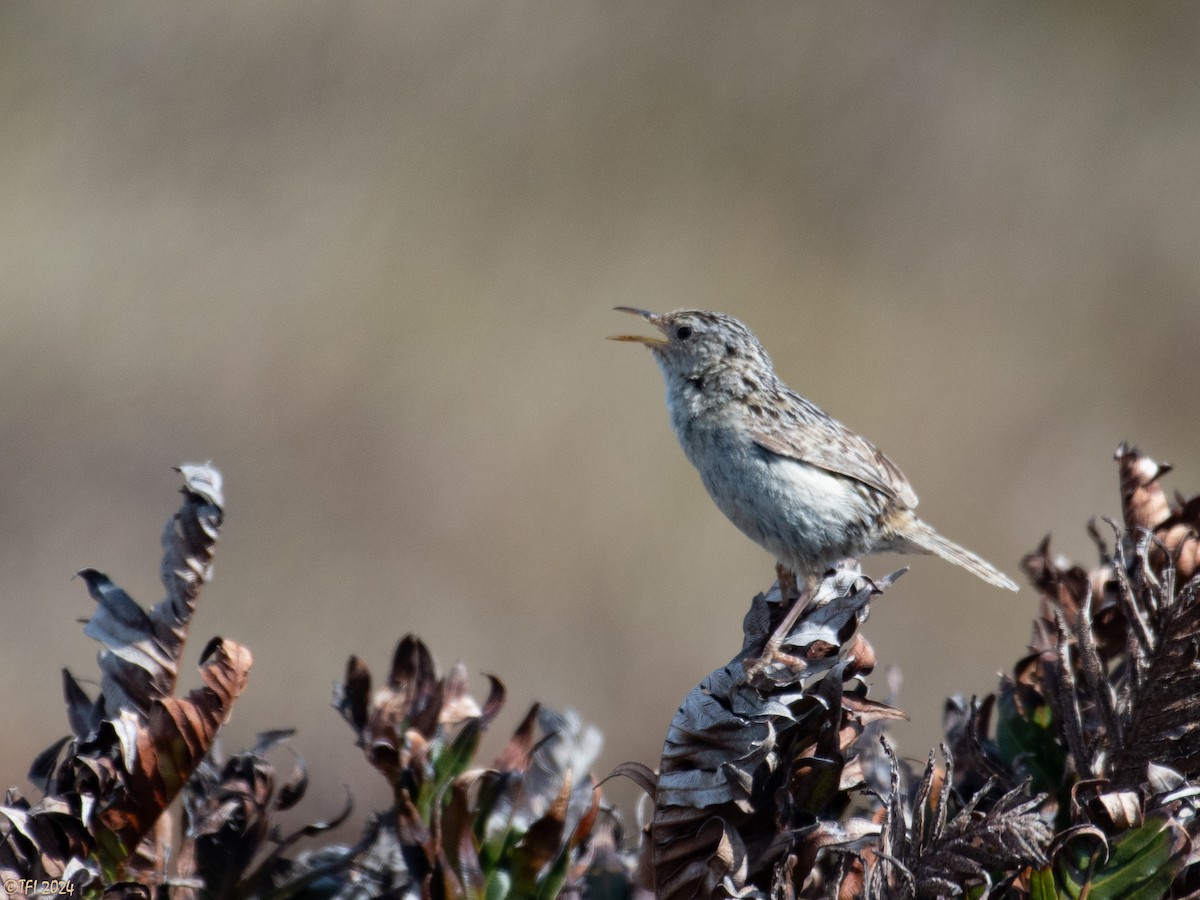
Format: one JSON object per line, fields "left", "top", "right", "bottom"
{"left": 419, "top": 719, "right": 484, "bottom": 820}
{"left": 480, "top": 822, "right": 521, "bottom": 877}
{"left": 1055, "top": 815, "right": 1186, "bottom": 900}
{"left": 508, "top": 779, "right": 571, "bottom": 898}
{"left": 484, "top": 869, "right": 511, "bottom": 900}
{"left": 534, "top": 844, "right": 571, "bottom": 900}
{"left": 996, "top": 684, "right": 1066, "bottom": 799}
{"left": 1029, "top": 866, "right": 1063, "bottom": 900}
{"left": 437, "top": 719, "right": 483, "bottom": 789}
{"left": 479, "top": 826, "right": 521, "bottom": 899}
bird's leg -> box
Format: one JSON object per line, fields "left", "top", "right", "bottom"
{"left": 745, "top": 569, "right": 818, "bottom": 679}
{"left": 775, "top": 562, "right": 800, "bottom": 603}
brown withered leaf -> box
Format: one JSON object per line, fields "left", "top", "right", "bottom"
{"left": 956, "top": 443, "right": 1200, "bottom": 898}
{"left": 608, "top": 761, "right": 657, "bottom": 798}
{"left": 469, "top": 709, "right": 604, "bottom": 897}
{"left": 495, "top": 703, "right": 542, "bottom": 773}
{"left": 339, "top": 655, "right": 372, "bottom": 734}
{"left": 442, "top": 662, "right": 493, "bottom": 727}
{"left": 1022, "top": 537, "right": 1091, "bottom": 631}
{"left": 941, "top": 695, "right": 1013, "bottom": 804}
{"left": 1158, "top": 494, "right": 1200, "bottom": 582}
{"left": 1118, "top": 444, "right": 1200, "bottom": 581}
{"left": 61, "top": 669, "right": 99, "bottom": 742}
{"left": 1112, "top": 583, "right": 1200, "bottom": 784}
{"left": 77, "top": 638, "right": 253, "bottom": 867}
{"left": 440, "top": 778, "right": 485, "bottom": 895}
{"left": 1022, "top": 536, "right": 1127, "bottom": 662}
{"left": 28, "top": 736, "right": 74, "bottom": 794}
{"left": 635, "top": 565, "right": 903, "bottom": 899}
{"left": 187, "top": 753, "right": 273, "bottom": 895}
{"left": 176, "top": 729, "right": 353, "bottom": 900}
{"left": 389, "top": 634, "right": 441, "bottom": 738}
{"left": 649, "top": 817, "right": 747, "bottom": 900}
{"left": 1116, "top": 443, "right": 1173, "bottom": 532}
{"left": 329, "top": 637, "right": 608, "bottom": 899}
{"left": 513, "top": 708, "right": 602, "bottom": 831}
{"left": 1020, "top": 448, "right": 1200, "bottom": 791}
{"left": 510, "top": 772, "right": 573, "bottom": 891}
{"left": 0, "top": 794, "right": 94, "bottom": 882}
{"left": 80, "top": 464, "right": 225, "bottom": 722}
{"left": 274, "top": 748, "right": 309, "bottom": 813}
{"left": 869, "top": 742, "right": 1050, "bottom": 898}
{"left": 334, "top": 633, "right": 511, "bottom": 805}
{"left": 13, "top": 465, "right": 243, "bottom": 887}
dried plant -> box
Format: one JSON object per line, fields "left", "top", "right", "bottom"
{"left": 626, "top": 442, "right": 1200, "bottom": 898}
{"left": 3, "top": 465, "right": 251, "bottom": 890}
{"left": 174, "top": 729, "right": 353, "bottom": 900}
{"left": 619, "top": 565, "right": 902, "bottom": 898}
{"left": 331, "top": 635, "right": 610, "bottom": 899}
{"left": 624, "top": 564, "right": 1051, "bottom": 899}
{"left": 2, "top": 466, "right": 623, "bottom": 898}
{"left": 987, "top": 443, "right": 1200, "bottom": 897}
{"left": 6, "top": 443, "right": 1200, "bottom": 899}
{"left": 867, "top": 744, "right": 1050, "bottom": 898}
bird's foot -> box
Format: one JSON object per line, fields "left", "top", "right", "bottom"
{"left": 744, "top": 636, "right": 807, "bottom": 681}
{"left": 744, "top": 572, "right": 816, "bottom": 681}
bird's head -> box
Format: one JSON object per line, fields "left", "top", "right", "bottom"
{"left": 608, "top": 308, "right": 772, "bottom": 385}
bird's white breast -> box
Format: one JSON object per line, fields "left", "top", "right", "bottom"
{"left": 665, "top": 380, "right": 876, "bottom": 575}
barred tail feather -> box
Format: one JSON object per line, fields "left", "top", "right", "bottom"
{"left": 901, "top": 518, "right": 1018, "bottom": 591}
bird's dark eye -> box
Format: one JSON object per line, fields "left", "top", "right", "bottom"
{"left": 676, "top": 325, "right": 693, "bottom": 340}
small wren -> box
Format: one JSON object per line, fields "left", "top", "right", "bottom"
{"left": 609, "top": 307, "right": 1017, "bottom": 601}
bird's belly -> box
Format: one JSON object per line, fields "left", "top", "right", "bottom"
{"left": 693, "top": 445, "right": 877, "bottom": 575}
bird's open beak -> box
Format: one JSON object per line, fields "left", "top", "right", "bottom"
{"left": 607, "top": 307, "right": 668, "bottom": 347}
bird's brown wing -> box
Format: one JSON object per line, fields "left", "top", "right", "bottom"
{"left": 749, "top": 414, "right": 920, "bottom": 510}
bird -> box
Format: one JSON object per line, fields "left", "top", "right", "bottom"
{"left": 609, "top": 307, "right": 1018, "bottom": 608}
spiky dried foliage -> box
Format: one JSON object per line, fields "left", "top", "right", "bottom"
{"left": 627, "top": 564, "right": 907, "bottom": 899}
{"left": 2, "top": 465, "right": 254, "bottom": 891}
{"left": 629, "top": 564, "right": 1059, "bottom": 900}
{"left": 332, "top": 635, "right": 615, "bottom": 899}
{"left": 867, "top": 744, "right": 1050, "bottom": 898}
{"left": 934, "top": 443, "right": 1200, "bottom": 897}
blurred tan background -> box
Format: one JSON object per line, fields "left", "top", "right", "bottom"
{"left": 2, "top": 3, "right": 1198, "bottom": 836}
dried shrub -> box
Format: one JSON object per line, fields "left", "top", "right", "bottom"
{"left": 331, "top": 635, "right": 611, "bottom": 898}
{"left": 627, "top": 442, "right": 1200, "bottom": 898}
{"left": 625, "top": 565, "right": 904, "bottom": 899}
{"left": 7, "top": 442, "right": 1200, "bottom": 899}
{"left": 4, "top": 465, "right": 250, "bottom": 889}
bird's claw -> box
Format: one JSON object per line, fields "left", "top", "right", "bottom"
{"left": 743, "top": 638, "right": 806, "bottom": 682}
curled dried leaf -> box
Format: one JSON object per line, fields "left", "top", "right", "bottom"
{"left": 335, "top": 635, "right": 512, "bottom": 809}
{"left": 641, "top": 565, "right": 902, "bottom": 899}
{"left": 79, "top": 464, "right": 225, "bottom": 723}
{"left": 1116, "top": 443, "right": 1173, "bottom": 532}
{"left": 870, "top": 743, "right": 1050, "bottom": 898}
{"left": 86, "top": 638, "right": 253, "bottom": 865}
